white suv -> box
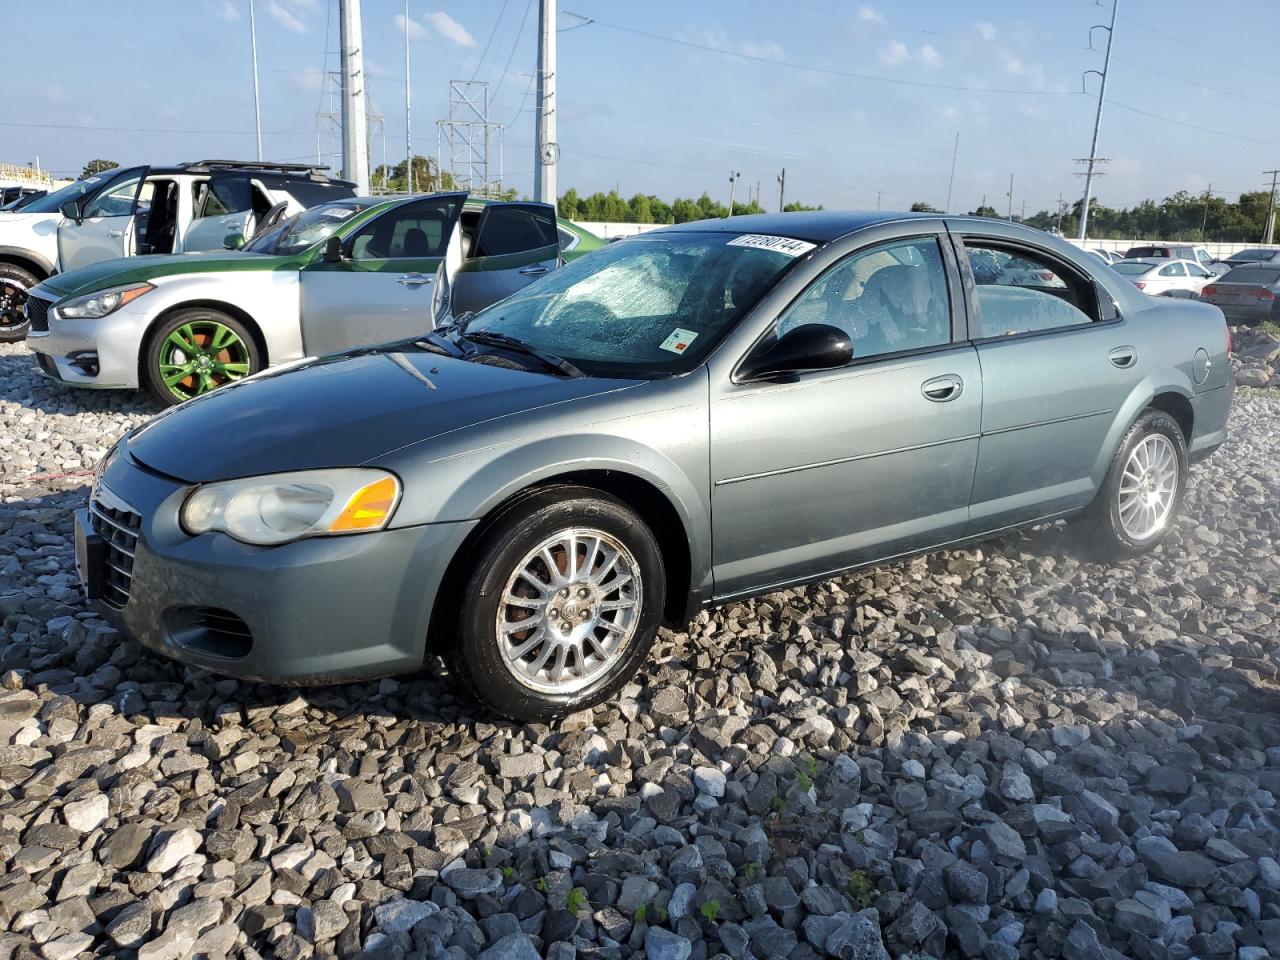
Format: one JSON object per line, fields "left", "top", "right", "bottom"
{"left": 0, "top": 160, "right": 354, "bottom": 341}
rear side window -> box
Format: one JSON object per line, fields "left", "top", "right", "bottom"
{"left": 965, "top": 241, "right": 1098, "bottom": 337}
{"left": 1158, "top": 262, "right": 1186, "bottom": 277}
{"left": 201, "top": 177, "right": 253, "bottom": 217}
{"left": 1221, "top": 266, "right": 1280, "bottom": 284}
{"left": 474, "top": 205, "right": 558, "bottom": 258}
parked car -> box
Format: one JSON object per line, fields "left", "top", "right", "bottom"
{"left": 1091, "top": 248, "right": 1124, "bottom": 264}
{"left": 74, "top": 212, "right": 1232, "bottom": 720}
{"left": 0, "top": 187, "right": 46, "bottom": 210}
{"left": 1199, "top": 264, "right": 1280, "bottom": 325}
{"left": 0, "top": 160, "right": 355, "bottom": 342}
{"left": 1220, "top": 247, "right": 1280, "bottom": 268}
{"left": 28, "top": 192, "right": 603, "bottom": 404}
{"left": 1109, "top": 258, "right": 1215, "bottom": 297}
{"left": 1122, "top": 243, "right": 1225, "bottom": 275}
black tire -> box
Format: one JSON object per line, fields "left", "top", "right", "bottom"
{"left": 144, "top": 308, "right": 262, "bottom": 406}
{"left": 447, "top": 486, "right": 665, "bottom": 722}
{"left": 0, "top": 263, "right": 38, "bottom": 343}
{"left": 1077, "top": 409, "right": 1188, "bottom": 560}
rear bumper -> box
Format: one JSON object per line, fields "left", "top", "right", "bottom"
{"left": 1188, "top": 382, "right": 1233, "bottom": 463}
{"left": 89, "top": 447, "right": 477, "bottom": 684}
{"left": 1213, "top": 302, "right": 1274, "bottom": 325}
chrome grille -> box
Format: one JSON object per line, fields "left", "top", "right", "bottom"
{"left": 90, "top": 493, "right": 141, "bottom": 609}
{"left": 25, "top": 295, "right": 50, "bottom": 333}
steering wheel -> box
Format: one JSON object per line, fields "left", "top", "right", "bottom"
{"left": 553, "top": 299, "right": 618, "bottom": 338}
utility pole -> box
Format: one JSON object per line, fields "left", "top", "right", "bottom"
{"left": 980, "top": 193, "right": 986, "bottom": 215}
{"left": 1079, "top": 0, "right": 1118, "bottom": 241}
{"left": 534, "top": 0, "right": 558, "bottom": 207}
{"left": 1020, "top": 198, "right": 1026, "bottom": 222}
{"left": 876, "top": 190, "right": 882, "bottom": 211}
{"left": 727, "top": 171, "right": 741, "bottom": 216}
{"left": 1007, "top": 173, "right": 1014, "bottom": 220}
{"left": 777, "top": 168, "right": 786, "bottom": 212}
{"left": 1264, "top": 170, "right": 1280, "bottom": 244}
{"left": 249, "top": 0, "right": 263, "bottom": 161}
{"left": 1200, "top": 182, "right": 1213, "bottom": 239}
{"left": 1056, "top": 192, "right": 1064, "bottom": 232}
{"left": 339, "top": 0, "right": 370, "bottom": 194}
{"left": 944, "top": 132, "right": 959, "bottom": 213}
{"left": 404, "top": 0, "right": 412, "bottom": 193}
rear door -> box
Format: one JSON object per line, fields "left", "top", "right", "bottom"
{"left": 955, "top": 230, "right": 1137, "bottom": 533}
{"left": 56, "top": 165, "right": 149, "bottom": 271}
{"left": 299, "top": 193, "right": 465, "bottom": 355}
{"left": 450, "top": 202, "right": 559, "bottom": 316}
{"left": 183, "top": 175, "right": 256, "bottom": 252}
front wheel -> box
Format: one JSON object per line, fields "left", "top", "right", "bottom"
{"left": 144, "top": 308, "right": 261, "bottom": 405}
{"left": 1077, "top": 409, "right": 1188, "bottom": 560}
{"left": 448, "top": 487, "right": 665, "bottom": 721}
{"left": 0, "top": 263, "right": 37, "bottom": 343}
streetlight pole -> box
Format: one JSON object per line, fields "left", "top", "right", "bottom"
{"left": 339, "top": 0, "right": 370, "bottom": 194}
{"left": 728, "top": 171, "right": 740, "bottom": 217}
{"left": 777, "top": 168, "right": 786, "bottom": 212}
{"left": 534, "top": 0, "right": 558, "bottom": 207}
{"left": 404, "top": 0, "right": 412, "bottom": 193}
{"left": 249, "top": 0, "right": 263, "bottom": 161}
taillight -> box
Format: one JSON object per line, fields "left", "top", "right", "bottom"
{"left": 1201, "top": 285, "right": 1218, "bottom": 297}
{"left": 1254, "top": 288, "right": 1276, "bottom": 301}
{"left": 1134, "top": 281, "right": 1146, "bottom": 290}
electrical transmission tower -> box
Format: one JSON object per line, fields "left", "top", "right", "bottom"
{"left": 437, "top": 81, "right": 505, "bottom": 197}
{"left": 315, "top": 70, "right": 385, "bottom": 186}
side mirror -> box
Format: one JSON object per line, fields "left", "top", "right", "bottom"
{"left": 223, "top": 232, "right": 246, "bottom": 250}
{"left": 1096, "top": 281, "right": 1120, "bottom": 322}
{"left": 738, "top": 323, "right": 853, "bottom": 383}
{"left": 322, "top": 235, "right": 345, "bottom": 263}
{"left": 60, "top": 200, "right": 82, "bottom": 224}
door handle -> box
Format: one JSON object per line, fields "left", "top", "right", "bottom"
{"left": 1109, "top": 345, "right": 1138, "bottom": 368}
{"left": 108, "top": 230, "right": 125, "bottom": 238}
{"left": 396, "top": 274, "right": 433, "bottom": 286}
{"left": 921, "top": 374, "right": 963, "bottom": 402}
{"left": 517, "top": 265, "right": 550, "bottom": 276}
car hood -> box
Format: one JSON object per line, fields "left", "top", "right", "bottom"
{"left": 37, "top": 250, "right": 282, "bottom": 301}
{"left": 125, "top": 346, "right": 639, "bottom": 484}
{"left": 0, "top": 210, "right": 59, "bottom": 240}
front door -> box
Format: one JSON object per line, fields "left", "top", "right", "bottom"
{"left": 710, "top": 231, "right": 981, "bottom": 597}
{"left": 299, "top": 194, "right": 464, "bottom": 356}
{"left": 57, "top": 165, "right": 149, "bottom": 271}
{"left": 956, "top": 233, "right": 1138, "bottom": 533}
{"left": 450, "top": 202, "right": 560, "bottom": 316}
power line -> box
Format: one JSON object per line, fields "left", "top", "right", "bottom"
{"left": 561, "top": 11, "right": 1079, "bottom": 96}
{"left": 1115, "top": 11, "right": 1280, "bottom": 82}
{"left": 493, "top": 0, "right": 534, "bottom": 96}
{"left": 1106, "top": 98, "right": 1280, "bottom": 149}
{"left": 1111, "top": 55, "right": 1280, "bottom": 109}
{"left": 469, "top": 0, "right": 513, "bottom": 83}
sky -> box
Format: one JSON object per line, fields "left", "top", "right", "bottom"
{"left": 7, "top": 0, "right": 1280, "bottom": 217}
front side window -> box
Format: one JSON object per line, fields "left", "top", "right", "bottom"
{"left": 775, "top": 236, "right": 951, "bottom": 361}
{"left": 463, "top": 231, "right": 802, "bottom": 376}
{"left": 82, "top": 172, "right": 143, "bottom": 219}
{"left": 200, "top": 177, "right": 252, "bottom": 218}
{"left": 965, "top": 241, "right": 1098, "bottom": 336}
{"left": 347, "top": 197, "right": 461, "bottom": 259}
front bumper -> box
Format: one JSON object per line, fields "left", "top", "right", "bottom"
{"left": 25, "top": 296, "right": 154, "bottom": 389}
{"left": 88, "top": 447, "right": 477, "bottom": 684}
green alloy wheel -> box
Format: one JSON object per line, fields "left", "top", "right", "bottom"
{"left": 145, "top": 308, "right": 262, "bottom": 405}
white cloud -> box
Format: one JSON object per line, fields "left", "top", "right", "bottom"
{"left": 266, "top": 0, "right": 306, "bottom": 32}
{"left": 205, "top": 0, "right": 240, "bottom": 22}
{"left": 425, "top": 11, "right": 475, "bottom": 47}
{"left": 919, "top": 44, "right": 942, "bottom": 69}
{"left": 394, "top": 12, "right": 426, "bottom": 40}
{"left": 282, "top": 0, "right": 320, "bottom": 12}
{"left": 741, "top": 40, "right": 785, "bottom": 60}
{"left": 1001, "top": 51, "right": 1025, "bottom": 75}
{"left": 976, "top": 22, "right": 996, "bottom": 41}
{"left": 857, "top": 5, "right": 885, "bottom": 24}
{"left": 287, "top": 65, "right": 325, "bottom": 92}
{"left": 44, "top": 84, "right": 68, "bottom": 103}
{"left": 878, "top": 40, "right": 909, "bottom": 66}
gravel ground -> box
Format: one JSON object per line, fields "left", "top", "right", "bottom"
{"left": 1, "top": 338, "right": 1278, "bottom": 960}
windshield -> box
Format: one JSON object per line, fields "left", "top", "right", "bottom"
{"left": 463, "top": 231, "right": 809, "bottom": 376}
{"left": 1111, "top": 261, "right": 1153, "bottom": 275}
{"left": 244, "top": 198, "right": 379, "bottom": 255}
{"left": 21, "top": 177, "right": 114, "bottom": 214}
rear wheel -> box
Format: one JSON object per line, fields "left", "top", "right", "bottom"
{"left": 1077, "top": 409, "right": 1187, "bottom": 560}
{"left": 0, "top": 263, "right": 37, "bottom": 343}
{"left": 144, "top": 308, "right": 261, "bottom": 405}
{"left": 447, "top": 487, "right": 665, "bottom": 721}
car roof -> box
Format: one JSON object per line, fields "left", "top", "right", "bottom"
{"left": 652, "top": 211, "right": 941, "bottom": 243}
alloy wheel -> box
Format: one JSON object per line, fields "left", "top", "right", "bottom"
{"left": 158, "top": 320, "right": 252, "bottom": 401}
{"left": 0, "top": 279, "right": 27, "bottom": 330}
{"left": 1117, "top": 433, "right": 1179, "bottom": 540}
{"left": 496, "top": 527, "right": 642, "bottom": 694}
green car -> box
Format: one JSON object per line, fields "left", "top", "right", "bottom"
{"left": 26, "top": 192, "right": 604, "bottom": 404}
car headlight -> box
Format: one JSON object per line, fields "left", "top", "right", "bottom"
{"left": 180, "top": 468, "right": 401, "bottom": 545}
{"left": 57, "top": 282, "right": 155, "bottom": 319}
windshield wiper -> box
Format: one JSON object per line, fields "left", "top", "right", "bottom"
{"left": 410, "top": 331, "right": 466, "bottom": 358}
{"left": 460, "top": 330, "right": 586, "bottom": 378}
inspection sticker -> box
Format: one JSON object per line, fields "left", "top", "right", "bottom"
{"left": 726, "top": 234, "right": 816, "bottom": 257}
{"left": 659, "top": 328, "right": 699, "bottom": 355}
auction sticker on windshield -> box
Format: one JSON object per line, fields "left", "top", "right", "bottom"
{"left": 659, "top": 328, "right": 699, "bottom": 354}
{"left": 726, "top": 234, "right": 816, "bottom": 257}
